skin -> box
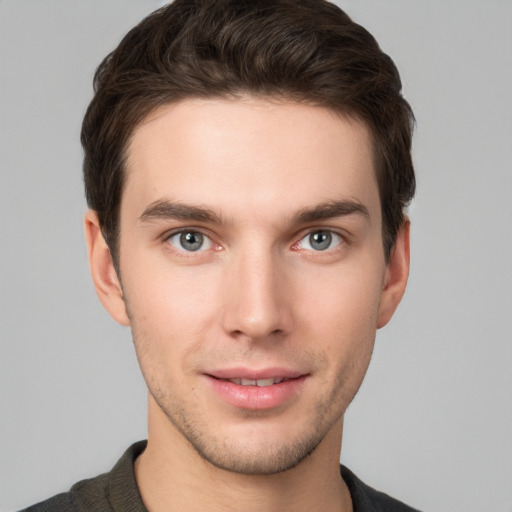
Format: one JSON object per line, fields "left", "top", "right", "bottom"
{"left": 85, "top": 97, "right": 410, "bottom": 512}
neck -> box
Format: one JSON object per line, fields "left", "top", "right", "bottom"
{"left": 135, "top": 399, "right": 352, "bottom": 512}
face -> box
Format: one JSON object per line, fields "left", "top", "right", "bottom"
{"left": 88, "top": 97, "right": 408, "bottom": 475}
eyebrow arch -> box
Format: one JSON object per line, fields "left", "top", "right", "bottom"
{"left": 291, "top": 199, "right": 370, "bottom": 225}
{"left": 139, "top": 200, "right": 223, "bottom": 224}
{"left": 139, "top": 198, "right": 369, "bottom": 226}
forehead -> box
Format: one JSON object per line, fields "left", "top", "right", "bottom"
{"left": 123, "top": 97, "right": 379, "bottom": 223}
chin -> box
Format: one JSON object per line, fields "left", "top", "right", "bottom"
{"left": 189, "top": 433, "right": 324, "bottom": 475}
{"left": 155, "top": 396, "right": 331, "bottom": 475}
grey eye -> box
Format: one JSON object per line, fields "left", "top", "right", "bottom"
{"left": 299, "top": 230, "right": 343, "bottom": 251}
{"left": 168, "top": 231, "right": 212, "bottom": 252}
{"left": 309, "top": 231, "right": 332, "bottom": 251}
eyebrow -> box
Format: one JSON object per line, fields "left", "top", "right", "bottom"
{"left": 139, "top": 198, "right": 370, "bottom": 226}
{"left": 291, "top": 199, "right": 370, "bottom": 224}
{"left": 139, "top": 200, "right": 223, "bottom": 224}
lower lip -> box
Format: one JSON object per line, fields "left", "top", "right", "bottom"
{"left": 206, "top": 376, "right": 307, "bottom": 410}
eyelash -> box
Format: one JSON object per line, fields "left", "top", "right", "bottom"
{"left": 294, "top": 230, "right": 345, "bottom": 252}
{"left": 164, "top": 228, "right": 346, "bottom": 255}
{"left": 165, "top": 230, "right": 214, "bottom": 253}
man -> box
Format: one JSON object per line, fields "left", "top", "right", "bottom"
{"left": 22, "top": 0, "right": 419, "bottom": 510}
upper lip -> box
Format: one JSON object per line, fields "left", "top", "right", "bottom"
{"left": 205, "top": 367, "right": 307, "bottom": 380}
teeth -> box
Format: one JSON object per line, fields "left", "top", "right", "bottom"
{"left": 254, "top": 378, "right": 274, "bottom": 387}
{"left": 228, "top": 378, "right": 285, "bottom": 386}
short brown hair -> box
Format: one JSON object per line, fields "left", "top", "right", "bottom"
{"left": 82, "top": 0, "right": 415, "bottom": 265}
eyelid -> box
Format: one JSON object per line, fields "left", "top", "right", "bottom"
{"left": 162, "top": 225, "right": 212, "bottom": 240}
{"left": 293, "top": 228, "right": 346, "bottom": 251}
{"left": 164, "top": 227, "right": 216, "bottom": 253}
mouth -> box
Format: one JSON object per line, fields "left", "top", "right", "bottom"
{"left": 204, "top": 370, "right": 308, "bottom": 410}
{"left": 214, "top": 377, "right": 294, "bottom": 387}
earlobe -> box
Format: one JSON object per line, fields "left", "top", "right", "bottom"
{"left": 377, "top": 220, "right": 410, "bottom": 329}
{"left": 84, "top": 210, "right": 130, "bottom": 326}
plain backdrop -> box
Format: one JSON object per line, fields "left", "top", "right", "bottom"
{"left": 1, "top": 1, "right": 511, "bottom": 511}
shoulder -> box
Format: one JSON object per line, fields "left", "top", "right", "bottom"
{"left": 18, "top": 473, "right": 110, "bottom": 512}
{"left": 17, "top": 441, "right": 147, "bottom": 512}
{"left": 18, "top": 492, "right": 77, "bottom": 512}
{"left": 341, "top": 465, "right": 423, "bottom": 512}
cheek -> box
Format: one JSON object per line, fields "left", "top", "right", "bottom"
{"left": 121, "top": 261, "right": 223, "bottom": 370}
{"left": 296, "top": 259, "right": 383, "bottom": 377}
{"left": 124, "top": 255, "right": 220, "bottom": 322}
{"left": 307, "top": 276, "right": 380, "bottom": 409}
{"left": 298, "top": 261, "right": 384, "bottom": 333}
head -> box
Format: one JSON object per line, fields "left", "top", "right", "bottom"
{"left": 83, "top": 0, "right": 415, "bottom": 476}
{"left": 82, "top": 0, "right": 415, "bottom": 268}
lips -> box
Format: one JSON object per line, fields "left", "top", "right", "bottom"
{"left": 225, "top": 377, "right": 290, "bottom": 386}
{"left": 205, "top": 368, "right": 307, "bottom": 410}
{"left": 207, "top": 367, "right": 305, "bottom": 381}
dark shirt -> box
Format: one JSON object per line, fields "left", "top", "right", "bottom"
{"left": 20, "top": 441, "right": 421, "bottom": 511}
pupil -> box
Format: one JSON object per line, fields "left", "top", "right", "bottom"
{"left": 310, "top": 231, "right": 331, "bottom": 251}
{"left": 181, "top": 232, "right": 203, "bottom": 251}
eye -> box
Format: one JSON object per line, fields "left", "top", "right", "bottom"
{"left": 167, "top": 230, "right": 212, "bottom": 252}
{"left": 297, "top": 230, "right": 343, "bottom": 251}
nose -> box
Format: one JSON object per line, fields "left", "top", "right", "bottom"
{"left": 220, "top": 248, "right": 292, "bottom": 342}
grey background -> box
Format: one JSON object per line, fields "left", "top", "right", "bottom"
{"left": 1, "top": 1, "right": 511, "bottom": 511}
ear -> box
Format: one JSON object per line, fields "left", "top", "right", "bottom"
{"left": 377, "top": 220, "right": 410, "bottom": 328}
{"left": 84, "top": 210, "right": 130, "bottom": 326}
